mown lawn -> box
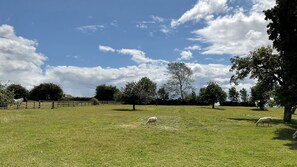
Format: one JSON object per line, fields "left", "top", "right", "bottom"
{"left": 0, "top": 105, "right": 296, "bottom": 166}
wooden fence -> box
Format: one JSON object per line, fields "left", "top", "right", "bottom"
{"left": 0, "top": 101, "right": 93, "bottom": 110}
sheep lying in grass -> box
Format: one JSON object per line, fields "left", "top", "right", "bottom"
{"left": 146, "top": 116, "right": 157, "bottom": 125}
{"left": 256, "top": 117, "right": 272, "bottom": 127}
{"left": 293, "top": 131, "right": 297, "bottom": 139}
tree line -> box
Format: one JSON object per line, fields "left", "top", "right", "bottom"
{"left": 1, "top": 0, "right": 296, "bottom": 122}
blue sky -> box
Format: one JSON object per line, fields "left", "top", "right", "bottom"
{"left": 0, "top": 0, "right": 275, "bottom": 96}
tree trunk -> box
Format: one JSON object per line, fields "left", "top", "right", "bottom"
{"left": 284, "top": 105, "right": 292, "bottom": 122}
{"left": 133, "top": 104, "right": 135, "bottom": 111}
{"left": 259, "top": 100, "right": 265, "bottom": 110}
{"left": 212, "top": 103, "right": 215, "bottom": 109}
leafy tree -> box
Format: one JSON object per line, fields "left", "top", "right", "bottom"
{"left": 263, "top": 0, "right": 297, "bottom": 122}
{"left": 199, "top": 82, "right": 227, "bottom": 109}
{"left": 95, "top": 85, "right": 119, "bottom": 101}
{"left": 228, "top": 86, "right": 239, "bottom": 102}
{"left": 250, "top": 83, "right": 271, "bottom": 110}
{"left": 0, "top": 82, "right": 14, "bottom": 108}
{"left": 6, "top": 84, "right": 29, "bottom": 100}
{"left": 165, "top": 62, "right": 193, "bottom": 100}
{"left": 230, "top": 47, "right": 296, "bottom": 121}
{"left": 157, "top": 86, "right": 169, "bottom": 101}
{"left": 119, "top": 77, "right": 156, "bottom": 110}
{"left": 239, "top": 88, "right": 248, "bottom": 102}
{"left": 29, "top": 83, "right": 64, "bottom": 101}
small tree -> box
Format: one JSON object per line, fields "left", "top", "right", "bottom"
{"left": 165, "top": 62, "right": 193, "bottom": 100}
{"left": 250, "top": 83, "right": 271, "bottom": 110}
{"left": 157, "top": 86, "right": 169, "bottom": 101}
{"left": 0, "top": 82, "right": 14, "bottom": 108}
{"left": 199, "top": 82, "right": 227, "bottom": 109}
{"left": 239, "top": 88, "right": 248, "bottom": 102}
{"left": 29, "top": 83, "right": 63, "bottom": 101}
{"left": 6, "top": 84, "right": 29, "bottom": 100}
{"left": 119, "top": 77, "right": 156, "bottom": 110}
{"left": 228, "top": 86, "right": 239, "bottom": 102}
{"left": 95, "top": 85, "right": 119, "bottom": 101}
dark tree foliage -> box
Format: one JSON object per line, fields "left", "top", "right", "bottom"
{"left": 6, "top": 84, "right": 29, "bottom": 100}
{"left": 29, "top": 83, "right": 64, "bottom": 101}
{"left": 228, "top": 86, "right": 239, "bottom": 102}
{"left": 251, "top": 83, "right": 271, "bottom": 110}
{"left": 119, "top": 77, "right": 156, "bottom": 110}
{"left": 95, "top": 85, "right": 119, "bottom": 101}
{"left": 239, "top": 88, "right": 248, "bottom": 102}
{"left": 264, "top": 0, "right": 297, "bottom": 122}
{"left": 157, "top": 86, "right": 169, "bottom": 101}
{"left": 0, "top": 83, "right": 14, "bottom": 107}
{"left": 199, "top": 82, "right": 227, "bottom": 109}
{"left": 166, "top": 62, "right": 193, "bottom": 100}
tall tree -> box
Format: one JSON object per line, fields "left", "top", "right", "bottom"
{"left": 95, "top": 85, "right": 119, "bottom": 101}
{"left": 166, "top": 62, "right": 193, "bottom": 100}
{"left": 119, "top": 77, "right": 156, "bottom": 110}
{"left": 29, "top": 83, "right": 64, "bottom": 101}
{"left": 239, "top": 88, "right": 248, "bottom": 102}
{"left": 199, "top": 82, "right": 227, "bottom": 109}
{"left": 228, "top": 86, "right": 239, "bottom": 102}
{"left": 6, "top": 84, "right": 29, "bottom": 100}
{"left": 264, "top": 0, "right": 297, "bottom": 122}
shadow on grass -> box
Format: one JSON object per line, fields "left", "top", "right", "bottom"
{"left": 274, "top": 127, "right": 297, "bottom": 150}
{"left": 112, "top": 109, "right": 144, "bottom": 112}
{"left": 250, "top": 108, "right": 269, "bottom": 111}
{"left": 200, "top": 106, "right": 225, "bottom": 111}
{"left": 228, "top": 117, "right": 297, "bottom": 150}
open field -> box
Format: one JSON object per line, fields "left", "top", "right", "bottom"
{"left": 0, "top": 105, "right": 296, "bottom": 166}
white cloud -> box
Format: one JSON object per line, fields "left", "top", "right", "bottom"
{"left": 185, "top": 45, "right": 201, "bottom": 51}
{"left": 179, "top": 50, "right": 193, "bottom": 60}
{"left": 76, "top": 25, "right": 104, "bottom": 33}
{"left": 0, "top": 24, "right": 46, "bottom": 89}
{"left": 171, "top": 0, "right": 228, "bottom": 27}
{"left": 98, "top": 45, "right": 164, "bottom": 64}
{"left": 98, "top": 45, "right": 115, "bottom": 52}
{"left": 192, "top": 0, "right": 275, "bottom": 55}
{"left": 151, "top": 16, "right": 165, "bottom": 22}
{"left": 117, "top": 49, "right": 157, "bottom": 64}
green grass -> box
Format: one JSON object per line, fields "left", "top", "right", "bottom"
{"left": 0, "top": 105, "right": 296, "bottom": 166}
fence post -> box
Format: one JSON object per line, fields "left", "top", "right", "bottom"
{"left": 39, "top": 101, "right": 41, "bottom": 108}
{"left": 51, "top": 101, "right": 54, "bottom": 109}
{"left": 25, "top": 101, "right": 28, "bottom": 109}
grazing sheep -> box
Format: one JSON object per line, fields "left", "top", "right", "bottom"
{"left": 256, "top": 117, "right": 272, "bottom": 127}
{"left": 146, "top": 116, "right": 157, "bottom": 124}
{"left": 293, "top": 131, "right": 297, "bottom": 139}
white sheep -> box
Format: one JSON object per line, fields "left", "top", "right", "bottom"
{"left": 256, "top": 117, "right": 272, "bottom": 127}
{"left": 293, "top": 131, "right": 297, "bottom": 139}
{"left": 146, "top": 116, "right": 157, "bottom": 124}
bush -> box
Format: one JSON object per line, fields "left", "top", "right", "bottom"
{"left": 89, "top": 98, "right": 100, "bottom": 105}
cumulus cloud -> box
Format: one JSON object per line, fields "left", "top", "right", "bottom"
{"left": 191, "top": 0, "right": 275, "bottom": 55}
{"left": 171, "top": 0, "right": 228, "bottom": 27}
{"left": 0, "top": 24, "right": 46, "bottom": 89}
{"left": 179, "top": 50, "right": 193, "bottom": 60}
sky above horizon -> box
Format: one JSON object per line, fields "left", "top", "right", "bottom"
{"left": 0, "top": 0, "right": 275, "bottom": 97}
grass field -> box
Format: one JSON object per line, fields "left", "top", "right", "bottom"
{"left": 0, "top": 105, "right": 296, "bottom": 166}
